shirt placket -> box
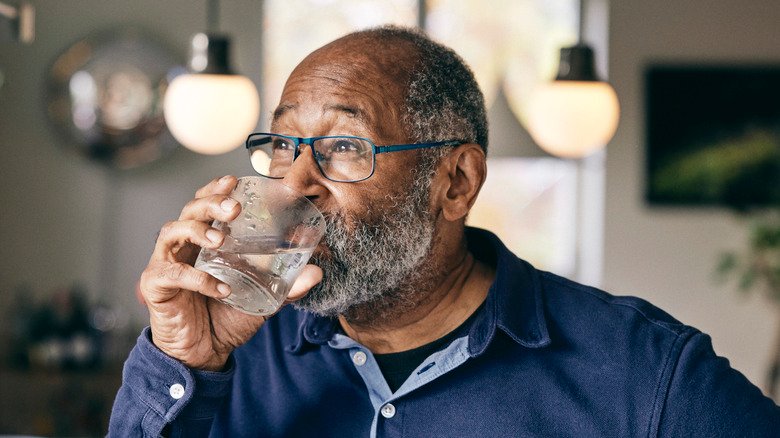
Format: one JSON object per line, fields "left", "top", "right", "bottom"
{"left": 329, "top": 333, "right": 471, "bottom": 438}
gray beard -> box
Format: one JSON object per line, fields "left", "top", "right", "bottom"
{"left": 293, "top": 175, "right": 436, "bottom": 324}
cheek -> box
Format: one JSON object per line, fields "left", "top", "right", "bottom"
{"left": 316, "top": 184, "right": 372, "bottom": 220}
{"left": 318, "top": 155, "right": 419, "bottom": 222}
{"left": 321, "top": 183, "right": 398, "bottom": 226}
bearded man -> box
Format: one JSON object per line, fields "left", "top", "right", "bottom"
{"left": 109, "top": 26, "right": 779, "bottom": 436}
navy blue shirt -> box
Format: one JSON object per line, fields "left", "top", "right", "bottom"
{"left": 109, "top": 228, "right": 779, "bottom": 437}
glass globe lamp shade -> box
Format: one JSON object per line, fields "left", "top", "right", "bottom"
{"left": 526, "top": 80, "right": 619, "bottom": 159}
{"left": 164, "top": 73, "right": 259, "bottom": 155}
{"left": 163, "top": 34, "right": 259, "bottom": 155}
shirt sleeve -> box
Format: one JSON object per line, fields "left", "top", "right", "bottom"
{"left": 108, "top": 327, "right": 235, "bottom": 437}
{"left": 656, "top": 331, "right": 780, "bottom": 437}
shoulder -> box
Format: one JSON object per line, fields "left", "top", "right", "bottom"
{"left": 538, "top": 270, "right": 691, "bottom": 339}
{"left": 533, "top": 271, "right": 780, "bottom": 432}
{"left": 531, "top": 270, "right": 700, "bottom": 389}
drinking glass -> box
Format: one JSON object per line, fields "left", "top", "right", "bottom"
{"left": 195, "top": 176, "right": 325, "bottom": 316}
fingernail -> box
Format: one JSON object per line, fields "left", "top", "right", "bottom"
{"left": 221, "top": 198, "right": 238, "bottom": 212}
{"left": 220, "top": 175, "right": 232, "bottom": 185}
{"left": 217, "top": 283, "right": 231, "bottom": 296}
{"left": 206, "top": 229, "right": 222, "bottom": 244}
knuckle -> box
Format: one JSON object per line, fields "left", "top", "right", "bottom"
{"left": 140, "top": 265, "right": 165, "bottom": 294}
{"left": 210, "top": 196, "right": 226, "bottom": 212}
{"left": 159, "top": 221, "right": 178, "bottom": 238}
{"left": 182, "top": 198, "right": 200, "bottom": 214}
{"left": 194, "top": 187, "right": 210, "bottom": 199}
{"left": 164, "top": 262, "right": 188, "bottom": 281}
{"left": 139, "top": 268, "right": 152, "bottom": 287}
{"left": 192, "top": 269, "right": 209, "bottom": 288}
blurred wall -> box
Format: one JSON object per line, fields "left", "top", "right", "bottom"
{"left": 0, "top": 0, "right": 262, "bottom": 327}
{"left": 605, "top": 0, "right": 780, "bottom": 389}
{"left": 0, "top": 0, "right": 778, "bottom": 392}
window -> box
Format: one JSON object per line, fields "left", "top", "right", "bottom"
{"left": 262, "top": 0, "right": 418, "bottom": 121}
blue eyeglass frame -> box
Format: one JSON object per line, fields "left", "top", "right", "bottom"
{"left": 245, "top": 132, "right": 462, "bottom": 183}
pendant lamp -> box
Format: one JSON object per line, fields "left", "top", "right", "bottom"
{"left": 163, "top": 0, "right": 260, "bottom": 155}
{"left": 525, "top": 0, "right": 619, "bottom": 159}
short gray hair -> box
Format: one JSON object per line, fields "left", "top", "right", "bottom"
{"left": 349, "top": 26, "right": 489, "bottom": 157}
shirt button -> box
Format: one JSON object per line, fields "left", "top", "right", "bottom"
{"left": 169, "top": 383, "right": 185, "bottom": 400}
{"left": 380, "top": 403, "right": 396, "bottom": 419}
{"left": 352, "top": 351, "right": 367, "bottom": 366}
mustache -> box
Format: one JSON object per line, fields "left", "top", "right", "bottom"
{"left": 309, "top": 213, "right": 347, "bottom": 264}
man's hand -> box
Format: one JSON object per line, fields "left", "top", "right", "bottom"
{"left": 139, "top": 175, "right": 323, "bottom": 371}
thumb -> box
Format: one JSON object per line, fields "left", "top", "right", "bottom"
{"left": 285, "top": 264, "right": 323, "bottom": 303}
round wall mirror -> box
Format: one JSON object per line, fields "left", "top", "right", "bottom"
{"left": 46, "top": 29, "right": 181, "bottom": 169}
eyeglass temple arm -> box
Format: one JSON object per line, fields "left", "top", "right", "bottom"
{"left": 246, "top": 137, "right": 272, "bottom": 148}
{"left": 376, "top": 140, "right": 461, "bottom": 154}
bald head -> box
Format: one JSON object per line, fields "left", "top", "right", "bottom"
{"left": 310, "top": 28, "right": 421, "bottom": 81}
{"left": 289, "top": 26, "right": 488, "bottom": 154}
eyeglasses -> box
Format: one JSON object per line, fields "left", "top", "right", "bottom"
{"left": 245, "top": 133, "right": 461, "bottom": 183}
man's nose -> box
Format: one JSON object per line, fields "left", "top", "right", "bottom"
{"left": 282, "top": 145, "right": 327, "bottom": 199}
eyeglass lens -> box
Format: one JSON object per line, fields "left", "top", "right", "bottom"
{"left": 248, "top": 134, "right": 374, "bottom": 182}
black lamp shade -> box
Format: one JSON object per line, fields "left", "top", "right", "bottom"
{"left": 555, "top": 44, "right": 599, "bottom": 82}
{"left": 189, "top": 33, "right": 233, "bottom": 74}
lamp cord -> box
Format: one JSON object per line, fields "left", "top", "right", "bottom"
{"left": 577, "top": 0, "right": 585, "bottom": 44}
{"left": 418, "top": 0, "right": 427, "bottom": 30}
{"left": 207, "top": 0, "right": 219, "bottom": 33}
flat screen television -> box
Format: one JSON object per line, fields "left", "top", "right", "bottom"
{"left": 644, "top": 64, "right": 780, "bottom": 210}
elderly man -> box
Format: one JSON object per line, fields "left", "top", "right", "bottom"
{"left": 109, "top": 26, "right": 778, "bottom": 436}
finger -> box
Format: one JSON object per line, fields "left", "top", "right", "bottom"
{"left": 141, "top": 261, "right": 231, "bottom": 304}
{"left": 285, "top": 264, "right": 323, "bottom": 303}
{"left": 152, "top": 220, "right": 225, "bottom": 261}
{"left": 179, "top": 193, "right": 241, "bottom": 222}
{"left": 195, "top": 175, "right": 238, "bottom": 199}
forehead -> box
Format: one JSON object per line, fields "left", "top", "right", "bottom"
{"left": 272, "top": 38, "right": 416, "bottom": 141}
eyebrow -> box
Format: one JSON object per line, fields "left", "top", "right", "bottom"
{"left": 272, "top": 104, "right": 295, "bottom": 122}
{"left": 324, "top": 104, "right": 369, "bottom": 124}
{"left": 271, "top": 103, "right": 370, "bottom": 126}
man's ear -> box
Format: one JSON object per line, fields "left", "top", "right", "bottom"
{"left": 432, "top": 143, "right": 487, "bottom": 222}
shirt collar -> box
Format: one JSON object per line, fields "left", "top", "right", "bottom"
{"left": 464, "top": 227, "right": 551, "bottom": 356}
{"left": 288, "top": 310, "right": 336, "bottom": 354}
{"left": 289, "top": 226, "right": 551, "bottom": 355}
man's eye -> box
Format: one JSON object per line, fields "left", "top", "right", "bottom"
{"left": 272, "top": 139, "right": 294, "bottom": 151}
{"left": 330, "top": 139, "right": 360, "bottom": 153}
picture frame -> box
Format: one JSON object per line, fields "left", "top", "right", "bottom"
{"left": 644, "top": 64, "right": 780, "bottom": 210}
